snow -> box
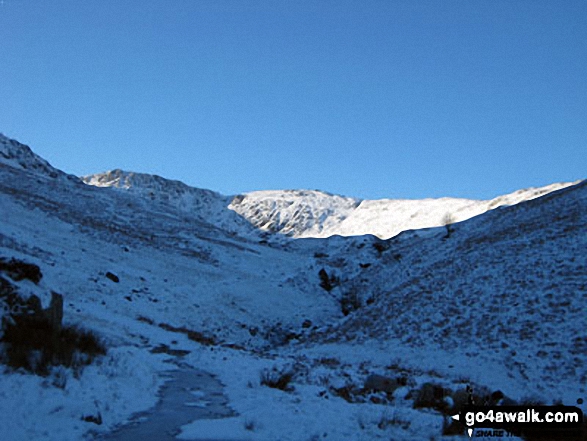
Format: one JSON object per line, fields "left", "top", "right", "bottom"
{"left": 227, "top": 183, "right": 577, "bottom": 239}
{"left": 0, "top": 133, "right": 584, "bottom": 440}
{"left": 85, "top": 168, "right": 576, "bottom": 241}
{"left": 0, "top": 346, "right": 168, "bottom": 441}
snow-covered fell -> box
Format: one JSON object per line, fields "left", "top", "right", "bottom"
{"left": 0, "top": 133, "right": 585, "bottom": 441}
{"left": 85, "top": 168, "right": 576, "bottom": 240}
{"left": 229, "top": 183, "right": 576, "bottom": 239}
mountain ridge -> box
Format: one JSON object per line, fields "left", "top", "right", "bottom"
{"left": 1, "top": 132, "right": 576, "bottom": 241}
{"left": 84, "top": 165, "right": 578, "bottom": 239}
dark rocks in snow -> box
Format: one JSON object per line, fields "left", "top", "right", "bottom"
{"left": 1, "top": 286, "right": 64, "bottom": 333}
{"left": 302, "top": 319, "right": 313, "bottom": 329}
{"left": 0, "top": 258, "right": 62, "bottom": 332}
{"left": 372, "top": 239, "right": 390, "bottom": 255}
{"left": 0, "top": 257, "right": 42, "bottom": 284}
{"left": 105, "top": 272, "right": 119, "bottom": 283}
{"left": 82, "top": 412, "right": 102, "bottom": 425}
{"left": 364, "top": 374, "right": 403, "bottom": 395}
{"left": 0, "top": 257, "right": 106, "bottom": 375}
{"left": 413, "top": 382, "right": 451, "bottom": 412}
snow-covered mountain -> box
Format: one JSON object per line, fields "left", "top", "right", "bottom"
{"left": 85, "top": 167, "right": 575, "bottom": 240}
{"left": 228, "top": 183, "right": 575, "bottom": 238}
{"left": 1, "top": 133, "right": 585, "bottom": 441}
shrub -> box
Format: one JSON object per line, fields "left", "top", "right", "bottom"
{"left": 318, "top": 268, "right": 339, "bottom": 292}
{"left": 442, "top": 213, "right": 455, "bottom": 239}
{"left": 340, "top": 288, "right": 361, "bottom": 316}
{"left": 244, "top": 419, "right": 256, "bottom": 431}
{"left": 260, "top": 367, "right": 294, "bottom": 391}
{"left": 372, "top": 240, "right": 390, "bottom": 255}
{"left": 1, "top": 314, "right": 106, "bottom": 376}
{"left": 158, "top": 322, "right": 217, "bottom": 346}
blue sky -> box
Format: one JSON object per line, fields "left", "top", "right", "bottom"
{"left": 1, "top": 1, "right": 585, "bottom": 200}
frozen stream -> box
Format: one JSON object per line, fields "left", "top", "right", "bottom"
{"left": 96, "top": 367, "right": 239, "bottom": 441}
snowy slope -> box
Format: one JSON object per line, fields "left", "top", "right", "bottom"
{"left": 302, "top": 180, "right": 587, "bottom": 405}
{"left": 1, "top": 133, "right": 585, "bottom": 441}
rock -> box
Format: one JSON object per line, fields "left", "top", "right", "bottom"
{"left": 0, "top": 275, "right": 55, "bottom": 323}
{"left": 413, "top": 382, "right": 451, "bottom": 411}
{"left": 82, "top": 413, "right": 102, "bottom": 425}
{"left": 302, "top": 319, "right": 312, "bottom": 329}
{"left": 451, "top": 388, "right": 470, "bottom": 412}
{"left": 364, "top": 374, "right": 402, "bottom": 395}
{"left": 0, "top": 258, "right": 42, "bottom": 284}
{"left": 105, "top": 272, "right": 119, "bottom": 283}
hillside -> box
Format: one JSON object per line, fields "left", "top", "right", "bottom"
{"left": 303, "top": 181, "right": 587, "bottom": 405}
{"left": 0, "top": 133, "right": 584, "bottom": 441}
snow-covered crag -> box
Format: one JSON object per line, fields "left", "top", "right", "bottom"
{"left": 1, "top": 133, "right": 585, "bottom": 441}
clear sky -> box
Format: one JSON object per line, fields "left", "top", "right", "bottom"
{"left": 1, "top": 1, "right": 585, "bottom": 200}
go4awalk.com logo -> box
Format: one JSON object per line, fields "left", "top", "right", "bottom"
{"left": 451, "top": 405, "right": 583, "bottom": 438}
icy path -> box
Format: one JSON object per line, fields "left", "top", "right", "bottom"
{"left": 96, "top": 367, "right": 242, "bottom": 441}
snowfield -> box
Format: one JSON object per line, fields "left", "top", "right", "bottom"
{"left": 0, "top": 133, "right": 585, "bottom": 440}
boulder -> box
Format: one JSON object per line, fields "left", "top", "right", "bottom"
{"left": 105, "top": 272, "right": 119, "bottom": 283}
{"left": 364, "top": 374, "right": 401, "bottom": 395}
{"left": 0, "top": 258, "right": 42, "bottom": 284}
